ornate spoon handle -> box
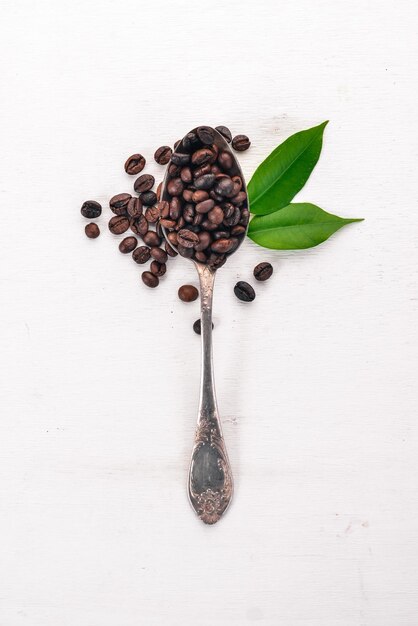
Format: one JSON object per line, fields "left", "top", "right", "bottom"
{"left": 187, "top": 263, "right": 233, "bottom": 525}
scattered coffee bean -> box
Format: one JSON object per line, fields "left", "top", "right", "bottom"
{"left": 108, "top": 215, "right": 130, "bottom": 235}
{"left": 130, "top": 214, "right": 148, "bottom": 236}
{"left": 193, "top": 319, "right": 214, "bottom": 335}
{"left": 150, "top": 247, "right": 168, "bottom": 263}
{"left": 142, "top": 271, "right": 159, "bottom": 288}
{"left": 109, "top": 193, "right": 131, "bottom": 215}
{"left": 178, "top": 284, "right": 199, "bottom": 302}
{"left": 154, "top": 146, "right": 172, "bottom": 165}
{"left": 142, "top": 231, "right": 161, "bottom": 247}
{"left": 81, "top": 200, "right": 102, "bottom": 219}
{"left": 85, "top": 223, "right": 100, "bottom": 238}
{"left": 234, "top": 281, "right": 255, "bottom": 302}
{"left": 127, "top": 196, "right": 143, "bottom": 218}
{"left": 150, "top": 260, "right": 166, "bottom": 277}
{"left": 125, "top": 154, "right": 145, "bottom": 175}
{"left": 140, "top": 191, "right": 158, "bottom": 206}
{"left": 145, "top": 205, "right": 160, "bottom": 223}
{"left": 119, "top": 236, "right": 137, "bottom": 254}
{"left": 232, "top": 134, "right": 251, "bottom": 151}
{"left": 132, "top": 245, "right": 151, "bottom": 264}
{"left": 134, "top": 174, "right": 155, "bottom": 194}
{"left": 215, "top": 125, "right": 232, "bottom": 143}
{"left": 254, "top": 262, "right": 273, "bottom": 281}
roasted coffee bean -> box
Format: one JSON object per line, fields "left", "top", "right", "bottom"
{"left": 196, "top": 126, "right": 215, "bottom": 145}
{"left": 192, "top": 190, "right": 209, "bottom": 203}
{"left": 182, "top": 131, "right": 199, "bottom": 152}
{"left": 160, "top": 218, "right": 177, "bottom": 230}
{"left": 130, "top": 214, "right": 148, "bottom": 236}
{"left": 142, "top": 271, "right": 159, "bottom": 288}
{"left": 183, "top": 204, "right": 195, "bottom": 223}
{"left": 154, "top": 146, "right": 172, "bottom": 165}
{"left": 145, "top": 205, "right": 160, "bottom": 223}
{"left": 194, "top": 231, "right": 211, "bottom": 251}
{"left": 194, "top": 174, "right": 215, "bottom": 190}
{"left": 234, "top": 281, "right": 255, "bottom": 302}
{"left": 182, "top": 189, "right": 194, "bottom": 202}
{"left": 231, "top": 191, "right": 247, "bottom": 206}
{"left": 218, "top": 151, "right": 233, "bottom": 170}
{"left": 194, "top": 251, "right": 207, "bottom": 263}
{"left": 177, "top": 228, "right": 199, "bottom": 248}
{"left": 193, "top": 319, "right": 214, "bottom": 335}
{"left": 211, "top": 164, "right": 221, "bottom": 175}
{"left": 232, "top": 134, "right": 251, "bottom": 151}
{"left": 223, "top": 206, "right": 241, "bottom": 226}
{"left": 171, "top": 152, "right": 190, "bottom": 166}
{"left": 177, "top": 244, "right": 194, "bottom": 258}
{"left": 119, "top": 236, "right": 137, "bottom": 253}
{"left": 254, "top": 261, "right": 273, "bottom": 281}
{"left": 110, "top": 193, "right": 131, "bottom": 215}
{"left": 156, "top": 182, "right": 162, "bottom": 201}
{"left": 193, "top": 213, "right": 204, "bottom": 226}
{"left": 85, "top": 222, "right": 100, "bottom": 238}
{"left": 195, "top": 199, "right": 215, "bottom": 214}
{"left": 174, "top": 216, "right": 185, "bottom": 231}
{"left": 167, "top": 231, "right": 178, "bottom": 247}
{"left": 125, "top": 154, "right": 145, "bottom": 175}
{"left": 240, "top": 209, "right": 250, "bottom": 226}
{"left": 232, "top": 175, "right": 242, "bottom": 191}
{"left": 191, "top": 147, "right": 215, "bottom": 166}
{"left": 201, "top": 219, "right": 219, "bottom": 231}
{"left": 81, "top": 200, "right": 102, "bottom": 219}
{"left": 208, "top": 253, "right": 227, "bottom": 269}
{"left": 165, "top": 241, "right": 178, "bottom": 257}
{"left": 150, "top": 247, "right": 168, "bottom": 263}
{"left": 134, "top": 174, "right": 155, "bottom": 194}
{"left": 108, "top": 215, "right": 130, "bottom": 234}
{"left": 214, "top": 176, "right": 235, "bottom": 197}
{"left": 207, "top": 206, "right": 224, "bottom": 225}
{"left": 150, "top": 260, "right": 166, "bottom": 277}
{"left": 180, "top": 167, "right": 193, "bottom": 183}
{"left": 140, "top": 191, "right": 158, "bottom": 206}
{"left": 156, "top": 221, "right": 163, "bottom": 238}
{"left": 142, "top": 231, "right": 161, "bottom": 247}
{"left": 213, "top": 230, "right": 230, "bottom": 240}
{"left": 211, "top": 238, "right": 235, "bottom": 254}
{"left": 193, "top": 163, "right": 212, "bottom": 178}
{"left": 231, "top": 224, "right": 246, "bottom": 236}
{"left": 178, "top": 284, "right": 199, "bottom": 302}
{"left": 209, "top": 189, "right": 224, "bottom": 203}
{"left": 167, "top": 178, "right": 184, "bottom": 196}
{"left": 168, "top": 163, "right": 180, "bottom": 176}
{"left": 127, "top": 197, "right": 143, "bottom": 218}
{"left": 132, "top": 245, "right": 151, "bottom": 264}
{"left": 158, "top": 200, "right": 170, "bottom": 219}
{"left": 215, "top": 125, "right": 232, "bottom": 143}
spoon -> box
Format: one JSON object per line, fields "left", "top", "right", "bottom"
{"left": 161, "top": 127, "right": 249, "bottom": 524}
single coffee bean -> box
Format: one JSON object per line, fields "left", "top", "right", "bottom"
{"left": 127, "top": 196, "right": 143, "bottom": 218}
{"left": 201, "top": 219, "right": 218, "bottom": 231}
{"left": 234, "top": 281, "right": 255, "bottom": 302}
{"left": 207, "top": 206, "right": 224, "bottom": 225}
{"left": 213, "top": 229, "right": 230, "bottom": 240}
{"left": 142, "top": 231, "right": 161, "bottom": 247}
{"left": 208, "top": 253, "right": 227, "bottom": 269}
{"left": 240, "top": 209, "right": 250, "bottom": 226}
{"left": 194, "top": 231, "right": 211, "bottom": 251}
{"left": 160, "top": 218, "right": 177, "bottom": 230}
{"left": 168, "top": 163, "right": 180, "bottom": 176}
{"left": 134, "top": 174, "right": 155, "bottom": 194}
{"left": 232, "top": 175, "right": 243, "bottom": 191}
{"left": 171, "top": 152, "right": 190, "bottom": 166}
{"left": 81, "top": 200, "right": 102, "bottom": 219}
{"left": 155, "top": 221, "right": 163, "bottom": 238}
{"left": 119, "top": 236, "right": 137, "bottom": 253}
{"left": 157, "top": 200, "right": 170, "bottom": 219}
{"left": 182, "top": 131, "right": 199, "bottom": 152}
{"left": 140, "top": 191, "right": 158, "bottom": 206}
{"left": 194, "top": 250, "right": 207, "bottom": 263}
{"left": 132, "top": 246, "right": 151, "bottom": 264}
{"left": 218, "top": 151, "right": 233, "bottom": 170}
{"left": 194, "top": 174, "right": 215, "bottom": 190}
{"left": 193, "top": 319, "right": 214, "bottom": 335}
{"left": 231, "top": 224, "right": 246, "bottom": 236}
{"left": 150, "top": 247, "right": 168, "bottom": 263}
{"left": 174, "top": 216, "right": 185, "bottom": 231}
{"left": 150, "top": 260, "right": 166, "bottom": 277}
{"left": 182, "top": 189, "right": 194, "bottom": 202}
{"left": 209, "top": 189, "right": 225, "bottom": 203}
{"left": 177, "top": 228, "right": 199, "bottom": 248}
{"left": 183, "top": 204, "right": 195, "bottom": 223}
{"left": 196, "top": 126, "right": 215, "bottom": 145}
{"left": 195, "top": 199, "right": 215, "bottom": 214}
{"left": 130, "top": 214, "right": 148, "bottom": 236}
{"left": 108, "top": 215, "right": 130, "bottom": 235}
{"left": 142, "top": 271, "right": 159, "bottom": 288}
{"left": 193, "top": 163, "right": 212, "bottom": 178}
{"left": 211, "top": 164, "right": 221, "bottom": 175}
{"left": 223, "top": 206, "right": 241, "bottom": 226}
{"left": 154, "top": 146, "right": 172, "bottom": 165}
{"left": 125, "top": 154, "right": 145, "bottom": 175}
{"left": 177, "top": 244, "right": 194, "bottom": 258}
{"left": 165, "top": 241, "right": 178, "bottom": 257}
{"left": 178, "top": 284, "right": 199, "bottom": 302}
{"left": 232, "top": 134, "right": 251, "bottom": 151}
{"left": 109, "top": 193, "right": 131, "bottom": 215}
{"left": 214, "top": 177, "right": 235, "bottom": 197}
{"left": 167, "top": 178, "right": 184, "bottom": 197}
{"left": 193, "top": 212, "right": 204, "bottom": 226}
{"left": 231, "top": 191, "right": 247, "bottom": 206}
{"left": 85, "top": 222, "right": 100, "bottom": 238}
{"left": 167, "top": 231, "right": 178, "bottom": 247}
{"left": 215, "top": 125, "right": 232, "bottom": 143}
{"left": 145, "top": 205, "right": 160, "bottom": 223}
{"left": 254, "top": 262, "right": 273, "bottom": 281}
{"left": 191, "top": 147, "right": 215, "bottom": 166}
{"left": 180, "top": 167, "right": 193, "bottom": 183}
{"left": 192, "top": 190, "right": 209, "bottom": 203}
{"left": 211, "top": 238, "right": 235, "bottom": 254}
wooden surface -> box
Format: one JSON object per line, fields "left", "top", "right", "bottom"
{"left": 1, "top": 0, "right": 417, "bottom": 624}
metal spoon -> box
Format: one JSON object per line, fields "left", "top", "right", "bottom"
{"left": 161, "top": 127, "right": 249, "bottom": 524}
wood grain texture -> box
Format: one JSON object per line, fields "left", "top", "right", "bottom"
{"left": 0, "top": 0, "right": 417, "bottom": 624}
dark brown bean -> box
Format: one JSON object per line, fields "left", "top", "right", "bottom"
{"left": 140, "top": 191, "right": 158, "bottom": 206}
{"left": 171, "top": 152, "right": 190, "bottom": 166}
{"left": 232, "top": 135, "right": 251, "bottom": 151}
{"left": 211, "top": 238, "right": 235, "bottom": 254}
{"left": 240, "top": 209, "right": 250, "bottom": 226}
{"left": 132, "top": 246, "right": 151, "bottom": 264}
{"left": 218, "top": 151, "right": 233, "bottom": 170}
{"left": 154, "top": 146, "right": 172, "bottom": 165}
{"left": 231, "top": 191, "right": 247, "bottom": 206}
{"left": 208, "top": 253, "right": 227, "bottom": 269}
{"left": 110, "top": 193, "right": 131, "bottom": 215}
{"left": 130, "top": 214, "right": 148, "bottom": 236}
{"left": 191, "top": 147, "right": 215, "bottom": 166}
{"left": 214, "top": 177, "right": 235, "bottom": 197}
{"left": 193, "top": 163, "right": 212, "bottom": 178}
{"left": 196, "top": 126, "right": 215, "bottom": 145}
{"left": 167, "top": 178, "right": 184, "bottom": 196}
{"left": 232, "top": 175, "right": 242, "bottom": 191}
{"left": 196, "top": 199, "right": 215, "bottom": 214}
{"left": 167, "top": 232, "right": 178, "bottom": 247}
{"left": 142, "top": 231, "right": 161, "bottom": 247}
{"left": 215, "top": 125, "right": 232, "bottom": 143}
{"left": 119, "top": 236, "right": 137, "bottom": 253}
{"left": 180, "top": 167, "right": 193, "bottom": 183}
{"left": 194, "top": 174, "right": 215, "bottom": 190}
{"left": 156, "top": 182, "right": 162, "bottom": 201}
{"left": 150, "top": 247, "right": 168, "bottom": 263}
{"left": 231, "top": 224, "right": 246, "bottom": 236}
{"left": 127, "top": 197, "right": 143, "bottom": 218}
{"left": 108, "top": 215, "right": 130, "bottom": 234}
{"left": 174, "top": 139, "right": 181, "bottom": 150}
{"left": 182, "top": 189, "right": 194, "bottom": 202}
{"left": 134, "top": 174, "right": 155, "bottom": 194}
{"left": 157, "top": 200, "right": 170, "bottom": 219}
{"left": 145, "top": 205, "right": 160, "bottom": 223}
{"left": 178, "top": 284, "right": 199, "bottom": 302}
{"left": 174, "top": 216, "right": 185, "bottom": 231}
{"left": 182, "top": 132, "right": 199, "bottom": 152}
{"left": 223, "top": 206, "right": 241, "bottom": 226}
{"left": 125, "top": 154, "right": 145, "bottom": 175}
{"left": 178, "top": 244, "right": 194, "bottom": 258}
{"left": 177, "top": 228, "right": 199, "bottom": 248}
{"left": 150, "top": 260, "right": 166, "bottom": 277}
{"left": 85, "top": 223, "right": 100, "bottom": 238}
{"left": 234, "top": 281, "right": 255, "bottom": 301}
{"left": 183, "top": 204, "right": 195, "bottom": 223}
{"left": 194, "top": 231, "right": 211, "bottom": 251}
{"left": 165, "top": 241, "right": 178, "bottom": 257}
{"left": 254, "top": 262, "right": 273, "bottom": 281}
{"left": 193, "top": 319, "right": 214, "bottom": 335}
{"left": 81, "top": 200, "right": 102, "bottom": 219}
{"left": 142, "top": 271, "right": 159, "bottom": 288}
{"left": 160, "top": 218, "right": 177, "bottom": 230}
{"left": 192, "top": 190, "right": 209, "bottom": 203}
{"left": 207, "top": 206, "right": 224, "bottom": 225}
{"left": 168, "top": 163, "right": 180, "bottom": 176}
{"left": 194, "top": 251, "right": 208, "bottom": 263}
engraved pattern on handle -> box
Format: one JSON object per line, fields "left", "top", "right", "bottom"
{"left": 187, "top": 264, "right": 233, "bottom": 524}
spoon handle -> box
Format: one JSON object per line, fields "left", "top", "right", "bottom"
{"left": 187, "top": 263, "right": 234, "bottom": 525}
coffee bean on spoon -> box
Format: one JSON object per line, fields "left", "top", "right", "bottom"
{"left": 142, "top": 231, "right": 161, "bottom": 247}
{"left": 196, "top": 126, "right": 216, "bottom": 145}
{"left": 154, "top": 146, "right": 172, "bottom": 165}
{"left": 234, "top": 281, "right": 255, "bottom": 302}
{"left": 194, "top": 174, "right": 216, "bottom": 190}
{"left": 177, "top": 229, "right": 199, "bottom": 248}
{"left": 232, "top": 135, "right": 251, "bottom": 151}
{"left": 108, "top": 215, "right": 130, "bottom": 234}
{"left": 165, "top": 241, "right": 178, "bottom": 257}
{"left": 193, "top": 319, "right": 214, "bottom": 335}
{"left": 134, "top": 174, "right": 155, "bottom": 194}
{"left": 125, "top": 154, "right": 145, "bottom": 175}
{"left": 119, "top": 236, "right": 137, "bottom": 253}
{"left": 81, "top": 200, "right": 102, "bottom": 219}
{"left": 171, "top": 152, "right": 190, "bottom": 166}
{"left": 254, "top": 262, "right": 273, "bottom": 281}
{"left": 132, "top": 245, "right": 151, "bottom": 264}
{"left": 85, "top": 223, "right": 100, "bottom": 238}
{"left": 178, "top": 285, "right": 199, "bottom": 302}
{"left": 215, "top": 125, "right": 232, "bottom": 143}
{"left": 109, "top": 193, "right": 131, "bottom": 215}
{"left": 142, "top": 271, "right": 159, "bottom": 288}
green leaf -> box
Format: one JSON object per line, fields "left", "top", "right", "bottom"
{"left": 248, "top": 121, "right": 328, "bottom": 215}
{"left": 247, "top": 203, "right": 363, "bottom": 250}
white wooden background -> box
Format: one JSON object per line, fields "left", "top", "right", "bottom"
{"left": 1, "top": 0, "right": 417, "bottom": 624}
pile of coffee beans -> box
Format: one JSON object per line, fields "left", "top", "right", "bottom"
{"left": 161, "top": 126, "right": 250, "bottom": 270}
